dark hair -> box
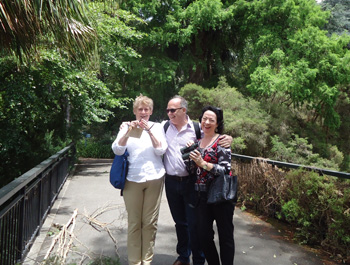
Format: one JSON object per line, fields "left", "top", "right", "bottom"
{"left": 199, "top": 106, "right": 224, "bottom": 134}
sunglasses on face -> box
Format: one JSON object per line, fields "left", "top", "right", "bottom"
{"left": 166, "top": 107, "right": 182, "bottom": 113}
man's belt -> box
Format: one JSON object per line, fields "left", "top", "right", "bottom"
{"left": 165, "top": 174, "right": 189, "bottom": 182}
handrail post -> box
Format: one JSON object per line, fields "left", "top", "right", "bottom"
{"left": 17, "top": 187, "right": 25, "bottom": 262}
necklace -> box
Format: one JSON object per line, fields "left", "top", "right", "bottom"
{"left": 200, "top": 134, "right": 219, "bottom": 149}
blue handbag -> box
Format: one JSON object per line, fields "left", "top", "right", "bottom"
{"left": 110, "top": 150, "right": 129, "bottom": 192}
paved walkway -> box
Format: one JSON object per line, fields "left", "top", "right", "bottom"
{"left": 24, "top": 159, "right": 336, "bottom": 265}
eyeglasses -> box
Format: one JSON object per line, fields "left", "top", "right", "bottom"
{"left": 166, "top": 107, "right": 182, "bottom": 113}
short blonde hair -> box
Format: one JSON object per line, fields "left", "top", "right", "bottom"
{"left": 133, "top": 94, "right": 153, "bottom": 111}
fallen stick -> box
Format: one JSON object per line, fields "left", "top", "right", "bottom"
{"left": 43, "top": 209, "right": 78, "bottom": 261}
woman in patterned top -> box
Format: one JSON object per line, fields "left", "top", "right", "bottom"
{"left": 188, "top": 106, "right": 235, "bottom": 265}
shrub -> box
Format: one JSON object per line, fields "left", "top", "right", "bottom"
{"left": 77, "top": 137, "right": 114, "bottom": 158}
{"left": 180, "top": 77, "right": 271, "bottom": 156}
{"left": 269, "top": 134, "right": 343, "bottom": 171}
{"left": 280, "top": 170, "right": 350, "bottom": 259}
{"left": 233, "top": 160, "right": 350, "bottom": 262}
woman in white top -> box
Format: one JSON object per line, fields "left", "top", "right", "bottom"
{"left": 112, "top": 94, "right": 167, "bottom": 265}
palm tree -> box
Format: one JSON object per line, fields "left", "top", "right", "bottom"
{"left": 0, "top": 0, "right": 96, "bottom": 60}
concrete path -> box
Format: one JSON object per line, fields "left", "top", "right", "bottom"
{"left": 24, "top": 159, "right": 337, "bottom": 265}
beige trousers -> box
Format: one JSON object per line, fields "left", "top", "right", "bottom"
{"left": 123, "top": 177, "right": 164, "bottom": 265}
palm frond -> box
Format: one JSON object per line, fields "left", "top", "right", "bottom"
{"left": 0, "top": 0, "right": 96, "bottom": 60}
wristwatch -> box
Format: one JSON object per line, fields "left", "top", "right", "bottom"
{"left": 203, "top": 162, "right": 208, "bottom": 170}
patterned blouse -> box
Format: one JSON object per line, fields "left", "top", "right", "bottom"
{"left": 196, "top": 135, "right": 232, "bottom": 187}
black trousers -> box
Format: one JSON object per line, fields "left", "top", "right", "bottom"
{"left": 195, "top": 193, "right": 235, "bottom": 265}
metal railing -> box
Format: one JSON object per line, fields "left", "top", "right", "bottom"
{"left": 0, "top": 143, "right": 75, "bottom": 265}
{"left": 232, "top": 153, "right": 350, "bottom": 179}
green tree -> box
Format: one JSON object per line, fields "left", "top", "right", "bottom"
{"left": 113, "top": 0, "right": 350, "bottom": 162}
{"left": 118, "top": 0, "right": 350, "bottom": 132}
{"left": 241, "top": 0, "right": 350, "bottom": 132}
{"left": 321, "top": 0, "right": 350, "bottom": 35}
{"left": 119, "top": 0, "right": 240, "bottom": 86}
{"left": 0, "top": 50, "right": 121, "bottom": 187}
{"left": 0, "top": 1, "right": 144, "bottom": 187}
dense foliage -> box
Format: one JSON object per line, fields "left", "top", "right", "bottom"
{"left": 0, "top": 50, "right": 121, "bottom": 186}
{"left": 112, "top": 0, "right": 350, "bottom": 168}
{"left": 321, "top": 0, "right": 350, "bottom": 35}
{"left": 180, "top": 79, "right": 345, "bottom": 171}
{"left": 76, "top": 137, "right": 114, "bottom": 158}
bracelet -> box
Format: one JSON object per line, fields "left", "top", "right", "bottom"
{"left": 202, "top": 162, "right": 209, "bottom": 170}
{"left": 146, "top": 123, "right": 155, "bottom": 131}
